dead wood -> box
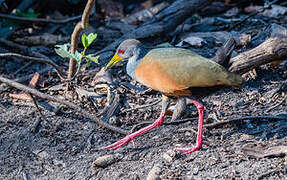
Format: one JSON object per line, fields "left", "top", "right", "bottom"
{"left": 121, "top": 99, "right": 161, "bottom": 113}
{"left": 130, "top": 114, "right": 287, "bottom": 129}
{"left": 100, "top": 0, "right": 212, "bottom": 60}
{"left": 68, "top": 0, "right": 96, "bottom": 79}
{"left": 121, "top": 2, "right": 169, "bottom": 24}
{"left": 257, "top": 168, "right": 281, "bottom": 180}
{"left": 0, "top": 38, "right": 66, "bottom": 79}
{"left": 14, "top": 67, "right": 51, "bottom": 83}
{"left": 0, "top": 76, "right": 128, "bottom": 135}
{"left": 204, "top": 115, "right": 287, "bottom": 129}
{"left": 29, "top": 94, "right": 47, "bottom": 132}
{"left": 242, "top": 145, "right": 287, "bottom": 158}
{"left": 0, "top": 53, "right": 66, "bottom": 79}
{"left": 0, "top": 13, "right": 81, "bottom": 24}
{"left": 229, "top": 36, "right": 287, "bottom": 74}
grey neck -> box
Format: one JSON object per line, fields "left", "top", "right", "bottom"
{"left": 126, "top": 46, "right": 148, "bottom": 80}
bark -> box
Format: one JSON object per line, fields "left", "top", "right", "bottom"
{"left": 229, "top": 37, "right": 287, "bottom": 75}
{"left": 101, "top": 0, "right": 212, "bottom": 60}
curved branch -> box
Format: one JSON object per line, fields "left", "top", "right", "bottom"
{"left": 229, "top": 37, "right": 287, "bottom": 74}
{"left": 0, "top": 13, "right": 81, "bottom": 24}
{"left": 100, "top": 0, "right": 212, "bottom": 62}
{"left": 68, "top": 0, "right": 96, "bottom": 79}
{"left": 0, "top": 53, "right": 66, "bottom": 79}
{"left": 0, "top": 76, "right": 128, "bottom": 135}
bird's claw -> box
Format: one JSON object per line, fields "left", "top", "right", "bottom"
{"left": 175, "top": 144, "right": 201, "bottom": 155}
{"left": 103, "top": 135, "right": 134, "bottom": 150}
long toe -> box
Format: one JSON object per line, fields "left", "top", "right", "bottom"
{"left": 175, "top": 144, "right": 202, "bottom": 155}
{"left": 102, "top": 136, "right": 133, "bottom": 150}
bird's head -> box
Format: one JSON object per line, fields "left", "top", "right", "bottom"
{"left": 105, "top": 39, "right": 141, "bottom": 71}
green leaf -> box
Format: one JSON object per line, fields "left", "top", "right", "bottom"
{"left": 73, "top": 51, "right": 82, "bottom": 63}
{"left": 81, "top": 33, "right": 88, "bottom": 48}
{"left": 55, "top": 44, "right": 74, "bottom": 59}
{"left": 85, "top": 54, "right": 99, "bottom": 64}
{"left": 15, "top": 8, "right": 40, "bottom": 18}
{"left": 87, "top": 61, "right": 91, "bottom": 67}
{"left": 86, "top": 33, "right": 97, "bottom": 48}
{"left": 55, "top": 43, "right": 82, "bottom": 62}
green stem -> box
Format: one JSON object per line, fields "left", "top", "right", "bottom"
{"left": 81, "top": 47, "right": 87, "bottom": 57}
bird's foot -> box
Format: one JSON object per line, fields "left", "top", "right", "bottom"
{"left": 103, "top": 111, "right": 166, "bottom": 150}
{"left": 102, "top": 135, "right": 136, "bottom": 150}
{"left": 175, "top": 144, "right": 202, "bottom": 155}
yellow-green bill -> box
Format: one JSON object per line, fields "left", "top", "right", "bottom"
{"left": 105, "top": 53, "right": 123, "bottom": 71}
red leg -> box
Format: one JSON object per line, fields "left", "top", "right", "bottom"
{"left": 103, "top": 95, "right": 169, "bottom": 150}
{"left": 175, "top": 100, "right": 204, "bottom": 155}
{"left": 102, "top": 111, "right": 165, "bottom": 150}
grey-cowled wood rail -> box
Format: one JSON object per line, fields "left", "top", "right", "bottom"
{"left": 103, "top": 39, "right": 243, "bottom": 154}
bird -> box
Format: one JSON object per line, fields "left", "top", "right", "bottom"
{"left": 103, "top": 39, "right": 243, "bottom": 154}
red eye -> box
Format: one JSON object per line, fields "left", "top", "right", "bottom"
{"left": 118, "top": 49, "right": 125, "bottom": 54}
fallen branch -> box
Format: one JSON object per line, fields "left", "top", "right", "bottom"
{"left": 229, "top": 36, "right": 287, "bottom": 74}
{"left": 99, "top": 0, "right": 212, "bottom": 61}
{"left": 0, "top": 76, "right": 128, "bottom": 135}
{"left": 121, "top": 99, "right": 161, "bottom": 113}
{"left": 257, "top": 168, "right": 281, "bottom": 180}
{"left": 129, "top": 114, "right": 287, "bottom": 129}
{"left": 228, "top": 0, "right": 280, "bottom": 31}
{"left": 14, "top": 67, "right": 51, "bottom": 83}
{"left": 0, "top": 38, "right": 29, "bottom": 53}
{"left": 204, "top": 115, "right": 287, "bottom": 129}
{"left": 0, "top": 38, "right": 66, "bottom": 79}
{"left": 0, "top": 13, "right": 81, "bottom": 24}
{"left": 266, "top": 95, "right": 287, "bottom": 112}
{"left": 29, "top": 94, "right": 47, "bottom": 132}
{"left": 242, "top": 145, "right": 287, "bottom": 158}
{"left": 0, "top": 53, "right": 66, "bottom": 79}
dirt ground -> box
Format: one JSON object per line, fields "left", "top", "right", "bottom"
{"left": 1, "top": 67, "right": 286, "bottom": 179}
{"left": 1, "top": 0, "right": 287, "bottom": 179}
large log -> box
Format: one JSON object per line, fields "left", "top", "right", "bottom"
{"left": 100, "top": 0, "right": 212, "bottom": 61}
{"left": 229, "top": 37, "right": 287, "bottom": 75}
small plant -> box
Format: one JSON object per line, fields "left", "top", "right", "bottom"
{"left": 55, "top": 33, "right": 99, "bottom": 78}
{"left": 15, "top": 8, "right": 40, "bottom": 18}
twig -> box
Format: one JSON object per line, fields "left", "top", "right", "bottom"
{"left": 100, "top": 0, "right": 212, "bottom": 62}
{"left": 204, "top": 115, "right": 287, "bottom": 129}
{"left": 13, "top": 62, "right": 33, "bottom": 75}
{"left": 68, "top": 0, "right": 96, "bottom": 79}
{"left": 257, "top": 168, "right": 280, "bottom": 180}
{"left": 228, "top": 0, "right": 280, "bottom": 31}
{"left": 12, "top": 100, "right": 60, "bottom": 114}
{"left": 101, "top": 90, "right": 121, "bottom": 123}
{"left": 30, "top": 117, "right": 43, "bottom": 133}
{"left": 0, "top": 13, "right": 81, "bottom": 24}
{"left": 14, "top": 67, "right": 51, "bottom": 83}
{"left": 0, "top": 76, "right": 128, "bottom": 135}
{"left": 270, "top": 80, "right": 287, "bottom": 98}
{"left": 29, "top": 94, "right": 48, "bottom": 133}
{"left": 164, "top": 118, "right": 198, "bottom": 125}
{"left": 0, "top": 53, "right": 66, "bottom": 79}
{"left": 0, "top": 38, "right": 28, "bottom": 53}
{"left": 266, "top": 95, "right": 287, "bottom": 112}
{"left": 30, "top": 94, "right": 46, "bottom": 120}
{"left": 129, "top": 117, "right": 198, "bottom": 133}
{"left": 121, "top": 99, "right": 161, "bottom": 113}
{"left": 0, "top": 38, "right": 67, "bottom": 80}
